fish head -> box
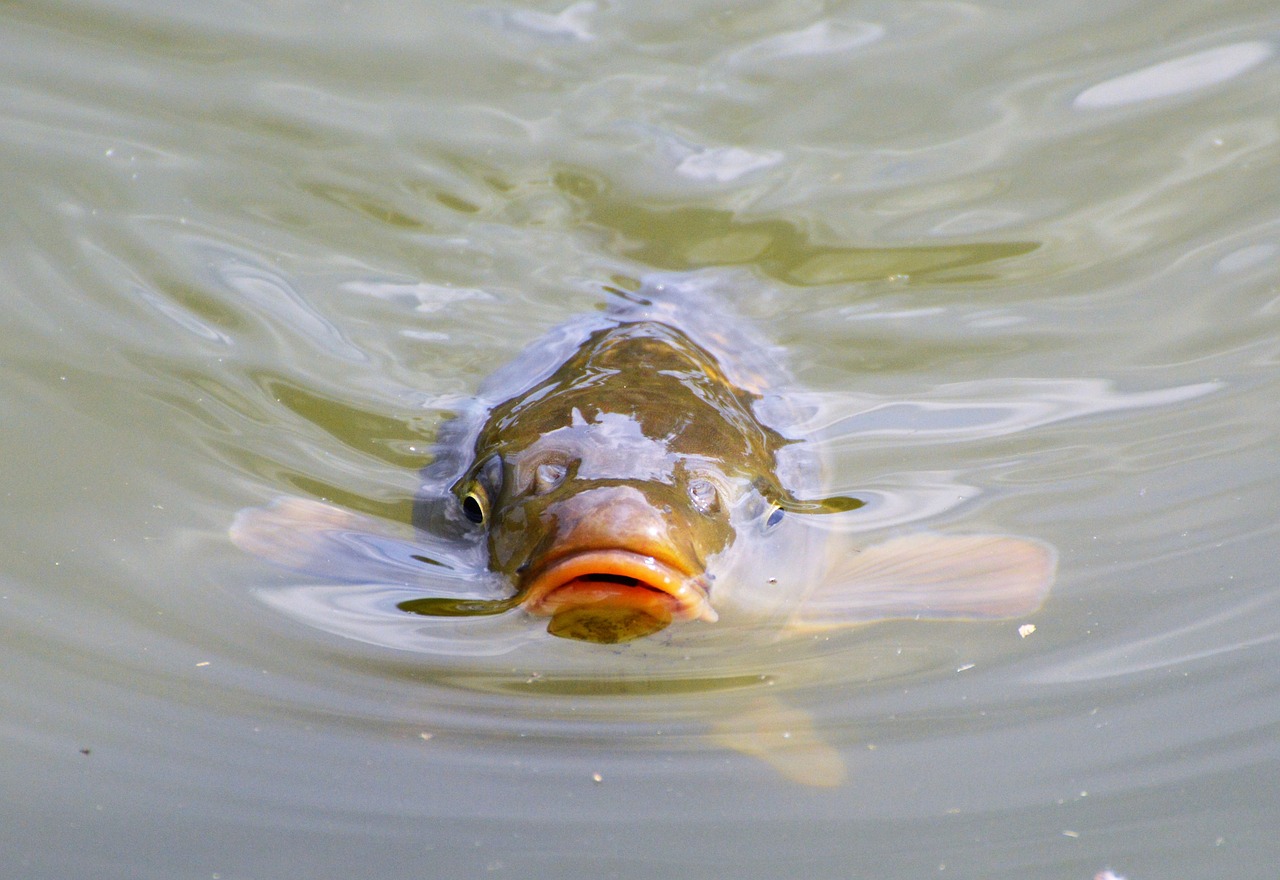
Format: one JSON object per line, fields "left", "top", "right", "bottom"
{"left": 510, "top": 479, "right": 719, "bottom": 641}
{"left": 429, "top": 320, "right": 798, "bottom": 643}
{"left": 452, "top": 402, "right": 786, "bottom": 643}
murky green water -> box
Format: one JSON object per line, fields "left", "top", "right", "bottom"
{"left": 2, "top": 1, "right": 1278, "bottom": 878}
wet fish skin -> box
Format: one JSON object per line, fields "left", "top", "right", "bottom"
{"left": 413, "top": 306, "right": 801, "bottom": 641}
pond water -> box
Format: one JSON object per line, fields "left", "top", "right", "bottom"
{"left": 2, "top": 1, "right": 1278, "bottom": 878}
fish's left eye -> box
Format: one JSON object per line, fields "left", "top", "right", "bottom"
{"left": 688, "top": 478, "right": 719, "bottom": 514}
{"left": 461, "top": 484, "right": 489, "bottom": 525}
{"left": 765, "top": 507, "right": 785, "bottom": 529}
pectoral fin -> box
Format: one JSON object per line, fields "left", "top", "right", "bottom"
{"left": 708, "top": 696, "right": 847, "bottom": 788}
{"left": 790, "top": 533, "right": 1055, "bottom": 633}
{"left": 229, "top": 497, "right": 454, "bottom": 583}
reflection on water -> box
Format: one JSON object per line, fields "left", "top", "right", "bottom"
{"left": 1032, "top": 587, "right": 1280, "bottom": 684}
{"left": 2, "top": 0, "right": 1279, "bottom": 876}
{"left": 1074, "top": 41, "right": 1274, "bottom": 110}
{"left": 805, "top": 377, "right": 1222, "bottom": 442}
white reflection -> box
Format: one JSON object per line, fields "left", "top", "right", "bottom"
{"left": 798, "top": 378, "right": 1221, "bottom": 443}
{"left": 930, "top": 209, "right": 1026, "bottom": 235}
{"left": 133, "top": 284, "right": 231, "bottom": 345}
{"left": 205, "top": 246, "right": 365, "bottom": 361}
{"left": 1028, "top": 591, "right": 1280, "bottom": 683}
{"left": 607, "top": 121, "right": 783, "bottom": 183}
{"left": 806, "top": 472, "right": 983, "bottom": 534}
{"left": 342, "top": 279, "right": 492, "bottom": 313}
{"left": 1074, "top": 41, "right": 1273, "bottom": 109}
{"left": 491, "top": 1, "right": 597, "bottom": 41}
{"left": 727, "top": 19, "right": 885, "bottom": 68}
{"left": 675, "top": 145, "right": 783, "bottom": 182}
{"left": 1215, "top": 242, "right": 1277, "bottom": 275}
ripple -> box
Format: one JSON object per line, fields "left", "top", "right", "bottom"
{"left": 802, "top": 378, "right": 1222, "bottom": 444}
{"left": 726, "top": 19, "right": 885, "bottom": 68}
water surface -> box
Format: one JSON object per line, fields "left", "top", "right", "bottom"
{"left": 2, "top": 1, "right": 1278, "bottom": 878}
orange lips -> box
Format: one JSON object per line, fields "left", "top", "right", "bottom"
{"left": 521, "top": 549, "right": 718, "bottom": 625}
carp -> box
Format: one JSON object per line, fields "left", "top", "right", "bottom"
{"left": 233, "top": 274, "right": 1053, "bottom": 645}
{"left": 231, "top": 273, "right": 1054, "bottom": 785}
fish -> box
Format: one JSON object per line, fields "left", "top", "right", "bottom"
{"left": 230, "top": 273, "right": 1054, "bottom": 782}
{"left": 398, "top": 276, "right": 881, "bottom": 642}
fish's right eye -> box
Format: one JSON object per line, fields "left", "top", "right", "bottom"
{"left": 461, "top": 486, "right": 488, "bottom": 525}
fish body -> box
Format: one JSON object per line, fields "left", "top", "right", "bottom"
{"left": 230, "top": 273, "right": 1055, "bottom": 784}
{"left": 406, "top": 280, "right": 841, "bottom": 641}
{"left": 233, "top": 274, "right": 1053, "bottom": 645}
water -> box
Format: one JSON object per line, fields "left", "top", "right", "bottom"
{"left": 2, "top": 1, "right": 1278, "bottom": 878}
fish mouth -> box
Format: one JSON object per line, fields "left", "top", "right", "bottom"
{"left": 520, "top": 550, "right": 718, "bottom": 624}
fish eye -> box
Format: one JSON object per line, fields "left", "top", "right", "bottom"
{"left": 688, "top": 478, "right": 720, "bottom": 514}
{"left": 533, "top": 460, "right": 568, "bottom": 495}
{"left": 765, "top": 507, "right": 785, "bottom": 529}
{"left": 461, "top": 485, "right": 488, "bottom": 525}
